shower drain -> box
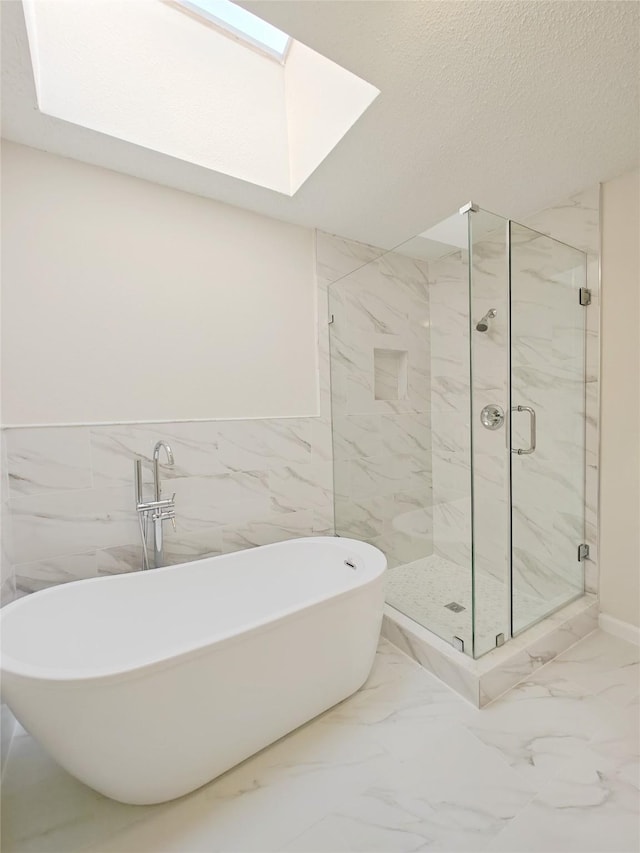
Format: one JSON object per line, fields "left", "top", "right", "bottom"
{"left": 444, "top": 602, "right": 465, "bottom": 613}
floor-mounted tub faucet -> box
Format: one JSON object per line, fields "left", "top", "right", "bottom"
{"left": 134, "top": 442, "right": 176, "bottom": 569}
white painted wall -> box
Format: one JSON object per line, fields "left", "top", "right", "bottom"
{"left": 1, "top": 142, "right": 318, "bottom": 425}
{"left": 599, "top": 168, "right": 640, "bottom": 628}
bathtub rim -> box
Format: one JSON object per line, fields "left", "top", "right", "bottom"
{"left": 1, "top": 537, "right": 386, "bottom": 686}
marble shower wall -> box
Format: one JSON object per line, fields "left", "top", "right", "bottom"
{"left": 510, "top": 224, "right": 588, "bottom": 633}
{"left": 520, "top": 185, "right": 600, "bottom": 598}
{"left": 326, "top": 242, "right": 433, "bottom": 572}
{"left": 427, "top": 248, "right": 473, "bottom": 573}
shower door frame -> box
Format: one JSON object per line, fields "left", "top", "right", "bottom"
{"left": 467, "top": 205, "right": 589, "bottom": 658}
{"left": 506, "top": 218, "right": 589, "bottom": 640}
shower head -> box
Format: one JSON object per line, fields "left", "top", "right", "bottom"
{"left": 475, "top": 309, "right": 497, "bottom": 333}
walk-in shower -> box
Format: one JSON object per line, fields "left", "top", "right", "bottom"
{"left": 328, "top": 202, "right": 588, "bottom": 659}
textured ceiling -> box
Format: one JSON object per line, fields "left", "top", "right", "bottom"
{"left": 2, "top": 0, "right": 639, "bottom": 247}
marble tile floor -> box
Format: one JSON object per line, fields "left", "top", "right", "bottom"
{"left": 2, "top": 630, "right": 638, "bottom": 853}
{"left": 385, "top": 554, "right": 577, "bottom": 653}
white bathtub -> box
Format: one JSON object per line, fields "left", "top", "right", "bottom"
{"left": 0, "top": 537, "right": 386, "bottom": 805}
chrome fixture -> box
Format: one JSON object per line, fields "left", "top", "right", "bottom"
{"left": 475, "top": 308, "right": 497, "bottom": 332}
{"left": 480, "top": 404, "right": 505, "bottom": 430}
{"left": 578, "top": 543, "right": 590, "bottom": 561}
{"left": 134, "top": 441, "right": 176, "bottom": 569}
{"left": 511, "top": 405, "right": 537, "bottom": 455}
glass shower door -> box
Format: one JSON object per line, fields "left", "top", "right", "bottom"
{"left": 509, "top": 223, "right": 587, "bottom": 634}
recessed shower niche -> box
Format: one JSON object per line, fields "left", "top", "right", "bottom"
{"left": 373, "top": 348, "right": 408, "bottom": 401}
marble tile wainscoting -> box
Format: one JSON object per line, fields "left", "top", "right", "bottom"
{"left": 0, "top": 228, "right": 405, "bottom": 603}
{"left": 0, "top": 229, "right": 360, "bottom": 604}
{"left": 0, "top": 418, "right": 336, "bottom": 599}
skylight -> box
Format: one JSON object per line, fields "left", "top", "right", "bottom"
{"left": 168, "top": 0, "right": 291, "bottom": 61}
{"left": 22, "top": 0, "right": 379, "bottom": 196}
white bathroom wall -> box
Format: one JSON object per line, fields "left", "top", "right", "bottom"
{"left": 0, "top": 142, "right": 336, "bottom": 605}
{"left": 1, "top": 142, "right": 317, "bottom": 424}
{"left": 599, "top": 168, "right": 640, "bottom": 629}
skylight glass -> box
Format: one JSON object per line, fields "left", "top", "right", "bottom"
{"left": 170, "top": 0, "right": 291, "bottom": 61}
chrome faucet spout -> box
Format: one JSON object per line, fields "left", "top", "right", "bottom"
{"left": 152, "top": 441, "right": 174, "bottom": 503}
{"left": 135, "top": 441, "right": 177, "bottom": 570}
{"left": 153, "top": 440, "right": 174, "bottom": 466}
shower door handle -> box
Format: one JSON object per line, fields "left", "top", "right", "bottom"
{"left": 511, "top": 405, "right": 536, "bottom": 455}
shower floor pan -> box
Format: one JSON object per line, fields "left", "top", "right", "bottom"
{"left": 382, "top": 588, "right": 597, "bottom": 708}
{"left": 385, "top": 554, "right": 582, "bottom": 654}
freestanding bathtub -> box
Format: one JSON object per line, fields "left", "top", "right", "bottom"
{"left": 0, "top": 536, "right": 386, "bottom": 805}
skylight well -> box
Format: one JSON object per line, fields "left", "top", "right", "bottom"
{"left": 168, "top": 0, "right": 292, "bottom": 62}
{"left": 22, "top": 0, "right": 379, "bottom": 196}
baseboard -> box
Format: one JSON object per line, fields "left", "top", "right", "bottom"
{"left": 599, "top": 612, "right": 640, "bottom": 645}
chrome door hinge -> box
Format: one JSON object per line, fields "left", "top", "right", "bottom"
{"left": 578, "top": 543, "right": 590, "bottom": 561}
{"left": 452, "top": 636, "right": 465, "bottom": 652}
{"left": 579, "top": 288, "right": 592, "bottom": 306}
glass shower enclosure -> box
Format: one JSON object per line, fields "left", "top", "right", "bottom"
{"left": 328, "top": 203, "right": 588, "bottom": 658}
